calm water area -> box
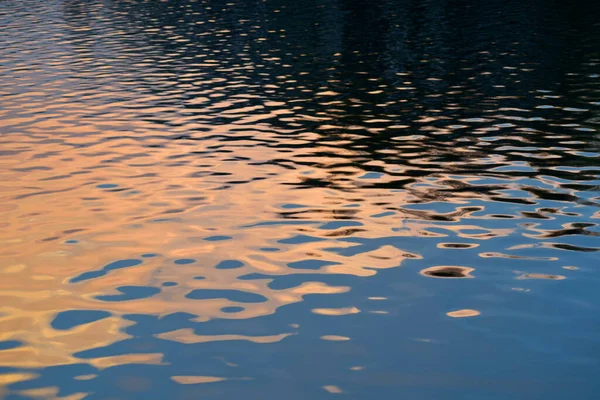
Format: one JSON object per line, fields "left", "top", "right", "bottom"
{"left": 1, "top": 0, "right": 600, "bottom": 398}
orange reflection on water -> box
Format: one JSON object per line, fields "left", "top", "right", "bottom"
{"left": 157, "top": 330, "right": 294, "bottom": 345}
{"left": 171, "top": 376, "right": 227, "bottom": 385}
{"left": 0, "top": 74, "right": 569, "bottom": 380}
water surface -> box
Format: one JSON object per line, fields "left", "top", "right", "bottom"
{"left": 1, "top": 0, "right": 600, "bottom": 398}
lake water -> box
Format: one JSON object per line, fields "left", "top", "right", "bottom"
{"left": 1, "top": 0, "right": 600, "bottom": 399}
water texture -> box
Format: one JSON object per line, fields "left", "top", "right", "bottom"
{"left": 1, "top": 0, "right": 600, "bottom": 398}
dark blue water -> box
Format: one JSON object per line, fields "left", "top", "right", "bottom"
{"left": 1, "top": 0, "right": 600, "bottom": 398}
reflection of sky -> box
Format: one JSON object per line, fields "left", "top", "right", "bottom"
{"left": 1, "top": 0, "right": 600, "bottom": 398}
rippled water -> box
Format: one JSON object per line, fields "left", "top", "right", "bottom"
{"left": 1, "top": 0, "right": 600, "bottom": 398}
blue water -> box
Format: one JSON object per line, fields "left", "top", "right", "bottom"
{"left": 0, "top": 0, "right": 599, "bottom": 398}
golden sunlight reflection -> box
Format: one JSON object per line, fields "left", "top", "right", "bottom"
{"left": 311, "top": 307, "right": 360, "bottom": 316}
{"left": 73, "top": 375, "right": 97, "bottom": 381}
{"left": 157, "top": 329, "right": 294, "bottom": 345}
{"left": 516, "top": 273, "right": 566, "bottom": 280}
{"left": 446, "top": 309, "right": 481, "bottom": 318}
{"left": 0, "top": 118, "right": 419, "bottom": 369}
{"left": 171, "top": 376, "right": 227, "bottom": 385}
{"left": 15, "top": 387, "right": 87, "bottom": 400}
{"left": 323, "top": 385, "right": 343, "bottom": 394}
{"left": 320, "top": 335, "right": 350, "bottom": 341}
{"left": 0, "top": 107, "right": 577, "bottom": 377}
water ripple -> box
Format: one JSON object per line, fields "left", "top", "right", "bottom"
{"left": 1, "top": 0, "right": 600, "bottom": 399}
